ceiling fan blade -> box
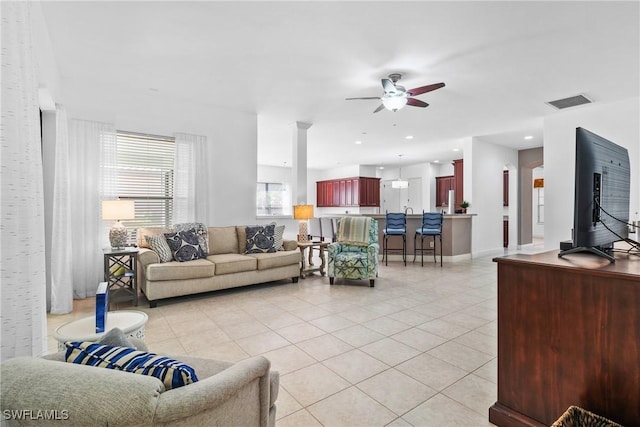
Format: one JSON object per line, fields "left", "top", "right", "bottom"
{"left": 345, "top": 97, "right": 381, "bottom": 100}
{"left": 406, "top": 82, "right": 445, "bottom": 96}
{"left": 406, "top": 98, "right": 429, "bottom": 108}
{"left": 381, "top": 79, "right": 395, "bottom": 93}
{"left": 373, "top": 104, "right": 385, "bottom": 113}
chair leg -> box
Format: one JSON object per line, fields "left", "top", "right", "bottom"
{"left": 439, "top": 235, "right": 443, "bottom": 267}
{"left": 433, "top": 235, "right": 437, "bottom": 264}
{"left": 369, "top": 279, "right": 375, "bottom": 287}
{"left": 413, "top": 233, "right": 417, "bottom": 263}
{"left": 421, "top": 234, "right": 425, "bottom": 267}
{"left": 329, "top": 277, "right": 334, "bottom": 284}
{"left": 384, "top": 235, "right": 388, "bottom": 266}
{"left": 403, "top": 235, "right": 406, "bottom": 266}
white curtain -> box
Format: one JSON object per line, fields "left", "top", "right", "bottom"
{"left": 0, "top": 1, "right": 48, "bottom": 360}
{"left": 49, "top": 106, "right": 73, "bottom": 314}
{"left": 68, "top": 119, "right": 117, "bottom": 298}
{"left": 173, "top": 133, "right": 209, "bottom": 223}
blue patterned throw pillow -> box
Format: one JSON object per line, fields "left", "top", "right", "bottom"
{"left": 65, "top": 341, "right": 198, "bottom": 390}
{"left": 173, "top": 222, "right": 209, "bottom": 255}
{"left": 245, "top": 224, "right": 276, "bottom": 253}
{"left": 164, "top": 229, "right": 206, "bottom": 262}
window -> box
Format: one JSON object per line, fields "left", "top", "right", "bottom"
{"left": 257, "top": 182, "right": 285, "bottom": 216}
{"left": 115, "top": 131, "right": 175, "bottom": 241}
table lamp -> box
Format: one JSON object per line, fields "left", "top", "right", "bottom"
{"left": 102, "top": 200, "right": 135, "bottom": 249}
{"left": 293, "top": 204, "right": 314, "bottom": 242}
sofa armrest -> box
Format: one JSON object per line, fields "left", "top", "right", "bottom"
{"left": 154, "top": 356, "right": 273, "bottom": 426}
{"left": 282, "top": 240, "right": 298, "bottom": 251}
{"left": 328, "top": 242, "right": 344, "bottom": 256}
{"left": 138, "top": 247, "right": 160, "bottom": 268}
{"left": 1, "top": 357, "right": 163, "bottom": 426}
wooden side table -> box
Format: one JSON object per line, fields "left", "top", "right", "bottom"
{"left": 298, "top": 241, "right": 329, "bottom": 278}
{"left": 103, "top": 248, "right": 139, "bottom": 307}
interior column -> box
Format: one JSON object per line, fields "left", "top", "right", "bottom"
{"left": 291, "top": 121, "right": 312, "bottom": 205}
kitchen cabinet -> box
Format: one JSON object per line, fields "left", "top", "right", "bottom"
{"left": 453, "top": 159, "right": 464, "bottom": 208}
{"left": 503, "top": 170, "right": 509, "bottom": 206}
{"left": 316, "top": 177, "right": 380, "bottom": 207}
{"left": 435, "top": 175, "right": 454, "bottom": 207}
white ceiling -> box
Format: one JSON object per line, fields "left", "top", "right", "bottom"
{"left": 40, "top": 1, "right": 639, "bottom": 170}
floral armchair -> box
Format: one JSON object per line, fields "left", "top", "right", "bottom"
{"left": 328, "top": 217, "right": 379, "bottom": 287}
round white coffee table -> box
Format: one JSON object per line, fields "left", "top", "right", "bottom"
{"left": 53, "top": 310, "right": 148, "bottom": 351}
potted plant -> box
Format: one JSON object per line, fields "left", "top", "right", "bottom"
{"left": 460, "top": 200, "right": 470, "bottom": 214}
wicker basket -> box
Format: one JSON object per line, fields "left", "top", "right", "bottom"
{"left": 551, "top": 406, "right": 623, "bottom": 427}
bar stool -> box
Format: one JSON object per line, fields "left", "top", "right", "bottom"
{"left": 414, "top": 211, "right": 443, "bottom": 267}
{"left": 383, "top": 212, "right": 407, "bottom": 266}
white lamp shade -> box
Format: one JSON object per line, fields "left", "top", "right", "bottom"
{"left": 382, "top": 95, "right": 408, "bottom": 111}
{"left": 102, "top": 200, "right": 135, "bottom": 220}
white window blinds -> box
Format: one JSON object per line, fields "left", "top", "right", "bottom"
{"left": 115, "top": 131, "right": 175, "bottom": 241}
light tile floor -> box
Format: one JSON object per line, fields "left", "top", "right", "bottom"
{"left": 46, "top": 252, "right": 515, "bottom": 427}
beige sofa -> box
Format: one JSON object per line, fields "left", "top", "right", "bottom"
{"left": 137, "top": 226, "right": 300, "bottom": 307}
{"left": 1, "top": 341, "right": 279, "bottom": 426}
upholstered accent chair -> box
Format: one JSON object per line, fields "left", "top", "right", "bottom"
{"left": 328, "top": 217, "right": 379, "bottom": 287}
{"left": 414, "top": 211, "right": 443, "bottom": 266}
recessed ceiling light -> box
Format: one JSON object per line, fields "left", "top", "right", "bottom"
{"left": 405, "top": 135, "right": 414, "bottom": 140}
{"left": 453, "top": 148, "right": 460, "bottom": 152}
{"left": 379, "top": 166, "right": 385, "bottom": 170}
{"left": 524, "top": 135, "right": 533, "bottom": 140}
{"left": 355, "top": 140, "right": 362, "bottom": 145}
{"left": 434, "top": 160, "right": 440, "bottom": 163}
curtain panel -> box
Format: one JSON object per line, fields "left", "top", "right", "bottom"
{"left": 49, "top": 106, "right": 73, "bottom": 314}
{"left": 173, "top": 133, "right": 209, "bottom": 223}
{"left": 0, "top": 1, "right": 48, "bottom": 360}
{"left": 68, "top": 119, "right": 116, "bottom": 299}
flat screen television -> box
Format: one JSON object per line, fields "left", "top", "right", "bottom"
{"left": 559, "top": 127, "right": 630, "bottom": 262}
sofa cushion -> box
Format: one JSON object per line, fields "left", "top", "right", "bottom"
{"left": 146, "top": 259, "right": 215, "bottom": 281}
{"left": 206, "top": 254, "right": 257, "bottom": 275}
{"left": 245, "top": 224, "right": 276, "bottom": 254}
{"left": 65, "top": 342, "right": 198, "bottom": 390}
{"left": 138, "top": 227, "right": 171, "bottom": 248}
{"left": 209, "top": 226, "right": 239, "bottom": 255}
{"left": 247, "top": 250, "right": 301, "bottom": 270}
{"left": 165, "top": 229, "right": 206, "bottom": 262}
{"left": 145, "top": 234, "right": 173, "bottom": 263}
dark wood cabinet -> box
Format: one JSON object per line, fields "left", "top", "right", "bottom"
{"left": 490, "top": 252, "right": 640, "bottom": 427}
{"left": 503, "top": 219, "right": 508, "bottom": 248}
{"left": 316, "top": 177, "right": 380, "bottom": 207}
{"left": 503, "top": 170, "right": 509, "bottom": 206}
{"left": 453, "top": 159, "right": 464, "bottom": 208}
{"left": 435, "top": 175, "right": 454, "bottom": 207}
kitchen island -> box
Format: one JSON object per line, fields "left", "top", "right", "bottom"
{"left": 360, "top": 214, "right": 474, "bottom": 262}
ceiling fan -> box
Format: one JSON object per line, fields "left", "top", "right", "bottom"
{"left": 346, "top": 73, "right": 445, "bottom": 113}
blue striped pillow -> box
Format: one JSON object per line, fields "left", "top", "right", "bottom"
{"left": 65, "top": 342, "right": 198, "bottom": 390}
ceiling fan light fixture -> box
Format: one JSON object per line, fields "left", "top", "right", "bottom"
{"left": 382, "top": 95, "right": 407, "bottom": 111}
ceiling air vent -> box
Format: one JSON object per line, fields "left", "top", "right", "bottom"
{"left": 546, "top": 94, "right": 592, "bottom": 110}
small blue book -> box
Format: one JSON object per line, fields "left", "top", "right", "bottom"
{"left": 95, "top": 282, "right": 109, "bottom": 333}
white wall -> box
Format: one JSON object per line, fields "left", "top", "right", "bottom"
{"left": 466, "top": 138, "right": 519, "bottom": 256}
{"left": 544, "top": 97, "right": 640, "bottom": 250}
{"left": 532, "top": 167, "right": 544, "bottom": 238}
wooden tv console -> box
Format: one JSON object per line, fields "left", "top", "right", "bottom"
{"left": 490, "top": 250, "right": 640, "bottom": 427}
